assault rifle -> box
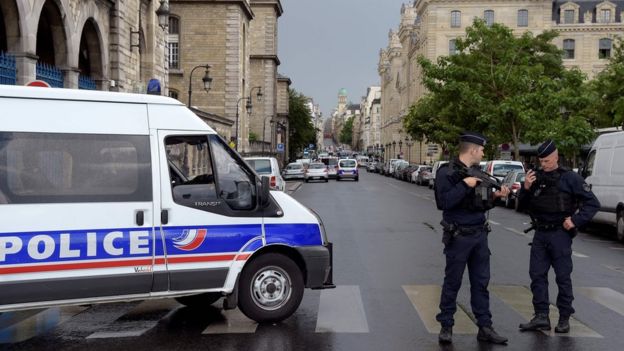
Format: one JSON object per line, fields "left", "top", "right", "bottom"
{"left": 456, "top": 165, "right": 517, "bottom": 199}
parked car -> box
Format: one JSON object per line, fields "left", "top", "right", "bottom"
{"left": 393, "top": 160, "right": 409, "bottom": 179}
{"left": 244, "top": 156, "right": 285, "bottom": 191}
{"left": 582, "top": 130, "right": 624, "bottom": 241}
{"left": 429, "top": 161, "right": 449, "bottom": 189}
{"left": 283, "top": 162, "right": 305, "bottom": 180}
{"left": 356, "top": 156, "right": 369, "bottom": 168}
{"left": 419, "top": 168, "right": 434, "bottom": 186}
{"left": 367, "top": 161, "right": 378, "bottom": 172}
{"left": 484, "top": 160, "right": 525, "bottom": 181}
{"left": 398, "top": 164, "right": 417, "bottom": 181}
{"left": 336, "top": 158, "right": 358, "bottom": 181}
{"left": 386, "top": 159, "right": 401, "bottom": 177}
{"left": 411, "top": 165, "right": 432, "bottom": 185}
{"left": 500, "top": 170, "right": 525, "bottom": 209}
{"left": 304, "top": 163, "right": 329, "bottom": 183}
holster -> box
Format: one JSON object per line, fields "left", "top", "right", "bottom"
{"left": 440, "top": 220, "right": 458, "bottom": 245}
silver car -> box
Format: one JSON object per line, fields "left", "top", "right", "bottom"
{"left": 282, "top": 162, "right": 305, "bottom": 180}
{"left": 304, "top": 163, "right": 329, "bottom": 182}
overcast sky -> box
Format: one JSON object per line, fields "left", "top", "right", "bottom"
{"left": 278, "top": 0, "right": 408, "bottom": 118}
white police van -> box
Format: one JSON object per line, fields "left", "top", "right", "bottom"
{"left": 0, "top": 85, "right": 334, "bottom": 323}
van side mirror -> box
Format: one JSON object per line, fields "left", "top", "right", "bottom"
{"left": 259, "top": 176, "right": 271, "bottom": 208}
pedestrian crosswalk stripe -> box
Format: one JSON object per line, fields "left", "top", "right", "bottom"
{"left": 202, "top": 308, "right": 258, "bottom": 334}
{"left": 577, "top": 287, "right": 624, "bottom": 317}
{"left": 0, "top": 305, "right": 87, "bottom": 344}
{"left": 315, "top": 285, "right": 369, "bottom": 333}
{"left": 87, "top": 299, "right": 178, "bottom": 339}
{"left": 490, "top": 285, "right": 602, "bottom": 338}
{"left": 402, "top": 285, "right": 478, "bottom": 334}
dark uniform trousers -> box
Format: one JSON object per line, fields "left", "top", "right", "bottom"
{"left": 529, "top": 228, "right": 574, "bottom": 317}
{"left": 436, "top": 229, "right": 492, "bottom": 328}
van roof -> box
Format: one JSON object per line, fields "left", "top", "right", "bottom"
{"left": 0, "top": 85, "right": 184, "bottom": 106}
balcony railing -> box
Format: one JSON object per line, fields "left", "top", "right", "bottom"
{"left": 36, "top": 62, "right": 64, "bottom": 88}
{"left": 0, "top": 51, "right": 16, "bottom": 85}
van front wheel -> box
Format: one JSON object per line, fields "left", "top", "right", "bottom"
{"left": 617, "top": 209, "right": 624, "bottom": 242}
{"left": 238, "top": 253, "right": 304, "bottom": 323}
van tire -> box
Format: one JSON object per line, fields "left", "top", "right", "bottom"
{"left": 336, "top": 177, "right": 341, "bottom": 181}
{"left": 355, "top": 177, "right": 359, "bottom": 181}
{"left": 617, "top": 209, "right": 624, "bottom": 242}
{"left": 175, "top": 292, "right": 222, "bottom": 307}
{"left": 238, "top": 253, "right": 304, "bottom": 323}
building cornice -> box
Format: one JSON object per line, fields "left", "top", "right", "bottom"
{"left": 172, "top": 1, "right": 254, "bottom": 19}
{"left": 250, "top": 0, "right": 283, "bottom": 16}
{"left": 554, "top": 23, "right": 624, "bottom": 32}
{"left": 250, "top": 54, "right": 281, "bottom": 65}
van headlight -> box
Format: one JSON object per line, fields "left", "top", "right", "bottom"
{"left": 307, "top": 207, "right": 329, "bottom": 245}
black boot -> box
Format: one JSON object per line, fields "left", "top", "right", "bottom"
{"left": 519, "top": 313, "right": 551, "bottom": 331}
{"left": 438, "top": 326, "right": 452, "bottom": 344}
{"left": 555, "top": 317, "right": 570, "bottom": 333}
{"left": 477, "top": 326, "right": 508, "bottom": 344}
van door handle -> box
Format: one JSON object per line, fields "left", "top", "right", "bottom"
{"left": 182, "top": 193, "right": 191, "bottom": 199}
{"left": 136, "top": 210, "right": 144, "bottom": 226}
{"left": 161, "top": 210, "right": 169, "bottom": 225}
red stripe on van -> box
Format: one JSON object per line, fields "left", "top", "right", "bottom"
{"left": 0, "top": 254, "right": 251, "bottom": 274}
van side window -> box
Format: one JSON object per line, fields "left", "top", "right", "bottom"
{"left": 165, "top": 135, "right": 217, "bottom": 208}
{"left": 209, "top": 135, "right": 256, "bottom": 211}
{"left": 0, "top": 132, "right": 151, "bottom": 204}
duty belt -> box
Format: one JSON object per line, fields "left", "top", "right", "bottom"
{"left": 534, "top": 221, "right": 563, "bottom": 232}
{"left": 457, "top": 223, "right": 491, "bottom": 235}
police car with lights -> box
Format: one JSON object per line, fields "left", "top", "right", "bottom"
{"left": 0, "top": 85, "right": 334, "bottom": 323}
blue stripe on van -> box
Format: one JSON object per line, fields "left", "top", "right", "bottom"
{"left": 264, "top": 223, "right": 323, "bottom": 246}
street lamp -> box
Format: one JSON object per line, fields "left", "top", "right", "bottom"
{"left": 155, "top": 0, "right": 170, "bottom": 30}
{"left": 187, "top": 64, "right": 212, "bottom": 107}
{"left": 234, "top": 86, "right": 263, "bottom": 151}
{"left": 392, "top": 141, "right": 396, "bottom": 158}
{"left": 399, "top": 140, "right": 403, "bottom": 158}
{"left": 405, "top": 136, "right": 414, "bottom": 163}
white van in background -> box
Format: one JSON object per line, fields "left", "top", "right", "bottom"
{"left": 0, "top": 85, "right": 334, "bottom": 321}
{"left": 244, "top": 157, "right": 285, "bottom": 191}
{"left": 582, "top": 131, "right": 624, "bottom": 241}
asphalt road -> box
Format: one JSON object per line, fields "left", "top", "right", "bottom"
{"left": 2, "top": 170, "right": 623, "bottom": 351}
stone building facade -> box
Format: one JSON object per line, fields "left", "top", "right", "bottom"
{"left": 378, "top": 0, "right": 624, "bottom": 163}
{"left": 167, "top": 0, "right": 287, "bottom": 155}
{"left": 361, "top": 86, "right": 381, "bottom": 155}
{"left": 0, "top": 0, "right": 167, "bottom": 92}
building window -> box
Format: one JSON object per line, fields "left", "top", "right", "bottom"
{"left": 168, "top": 17, "right": 180, "bottom": 69}
{"left": 601, "top": 9, "right": 611, "bottom": 23}
{"left": 451, "top": 11, "right": 461, "bottom": 28}
{"left": 518, "top": 9, "right": 528, "bottom": 27}
{"left": 169, "top": 90, "right": 179, "bottom": 100}
{"left": 564, "top": 9, "right": 575, "bottom": 24}
{"left": 449, "top": 39, "right": 458, "bottom": 55}
{"left": 563, "top": 39, "right": 575, "bottom": 59}
{"left": 599, "top": 38, "right": 612, "bottom": 59}
{"left": 484, "top": 10, "right": 494, "bottom": 26}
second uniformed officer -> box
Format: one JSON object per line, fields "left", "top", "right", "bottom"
{"left": 518, "top": 140, "right": 599, "bottom": 333}
{"left": 434, "top": 132, "right": 510, "bottom": 345}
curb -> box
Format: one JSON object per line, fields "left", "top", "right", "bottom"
{"left": 286, "top": 181, "right": 302, "bottom": 194}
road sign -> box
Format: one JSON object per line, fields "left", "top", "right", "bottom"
{"left": 277, "top": 143, "right": 284, "bottom": 153}
{"left": 26, "top": 80, "right": 50, "bottom": 88}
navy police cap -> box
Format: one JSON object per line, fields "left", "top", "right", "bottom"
{"left": 459, "top": 131, "right": 487, "bottom": 147}
{"left": 537, "top": 139, "right": 557, "bottom": 158}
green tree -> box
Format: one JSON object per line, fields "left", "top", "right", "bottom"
{"left": 288, "top": 89, "right": 316, "bottom": 160}
{"left": 405, "top": 19, "right": 594, "bottom": 160}
{"left": 339, "top": 116, "right": 354, "bottom": 145}
{"left": 588, "top": 37, "right": 624, "bottom": 129}
{"left": 249, "top": 131, "right": 259, "bottom": 142}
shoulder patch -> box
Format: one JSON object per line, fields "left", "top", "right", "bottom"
{"left": 582, "top": 183, "right": 591, "bottom": 192}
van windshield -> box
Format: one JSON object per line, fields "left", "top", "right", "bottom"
{"left": 246, "top": 159, "right": 271, "bottom": 174}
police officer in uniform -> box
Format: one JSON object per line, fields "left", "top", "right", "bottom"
{"left": 435, "top": 132, "right": 510, "bottom": 345}
{"left": 518, "top": 140, "right": 599, "bottom": 333}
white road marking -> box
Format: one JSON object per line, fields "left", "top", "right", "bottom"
{"left": 488, "top": 220, "right": 500, "bottom": 225}
{"left": 316, "top": 285, "right": 369, "bottom": 333}
{"left": 577, "top": 287, "right": 624, "bottom": 317}
{"left": 87, "top": 300, "right": 178, "bottom": 339}
{"left": 202, "top": 308, "right": 258, "bottom": 334}
{"left": 504, "top": 227, "right": 533, "bottom": 239}
{"left": 490, "top": 285, "right": 602, "bottom": 338}
{"left": 402, "top": 285, "right": 477, "bottom": 334}
{"left": 572, "top": 251, "right": 589, "bottom": 258}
